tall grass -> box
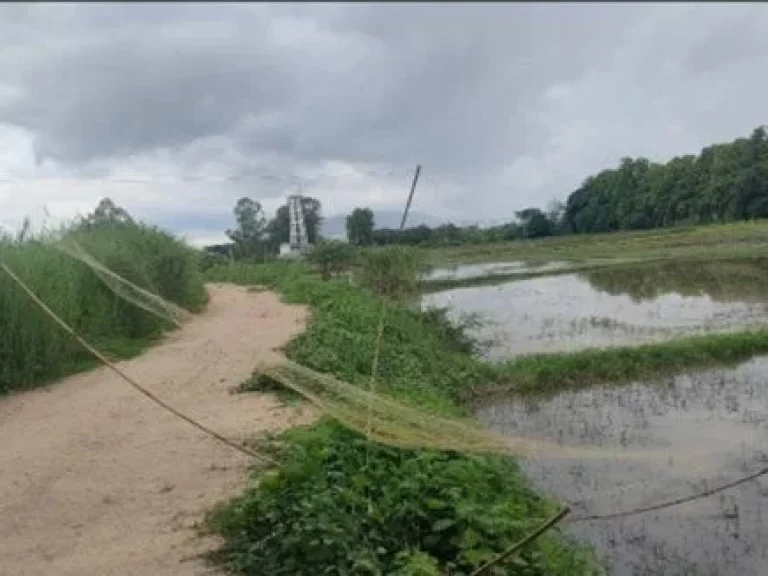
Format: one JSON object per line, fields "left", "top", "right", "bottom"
{"left": 0, "top": 221, "right": 206, "bottom": 394}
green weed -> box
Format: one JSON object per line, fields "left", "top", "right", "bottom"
{"left": 356, "top": 245, "right": 432, "bottom": 302}
{"left": 208, "top": 421, "right": 595, "bottom": 575}
{"left": 203, "top": 261, "right": 598, "bottom": 574}
{"left": 0, "top": 221, "right": 206, "bottom": 394}
{"left": 306, "top": 239, "right": 358, "bottom": 280}
{"left": 485, "top": 329, "right": 768, "bottom": 400}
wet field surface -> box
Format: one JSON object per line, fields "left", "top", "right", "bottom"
{"left": 425, "top": 259, "right": 768, "bottom": 573}
{"left": 422, "top": 259, "right": 570, "bottom": 281}
{"left": 423, "top": 260, "right": 768, "bottom": 360}
{"left": 477, "top": 357, "right": 768, "bottom": 575}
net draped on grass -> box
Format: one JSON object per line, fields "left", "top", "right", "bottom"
{"left": 257, "top": 360, "right": 719, "bottom": 465}
{"left": 56, "top": 238, "right": 194, "bottom": 328}
{"left": 10, "top": 240, "right": 708, "bottom": 465}
{"left": 0, "top": 222, "right": 206, "bottom": 394}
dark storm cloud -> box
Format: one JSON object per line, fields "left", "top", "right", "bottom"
{"left": 2, "top": 2, "right": 768, "bottom": 228}
{"left": 0, "top": 4, "right": 296, "bottom": 163}
{"left": 0, "top": 3, "right": 643, "bottom": 172}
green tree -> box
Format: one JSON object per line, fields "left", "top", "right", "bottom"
{"left": 82, "top": 197, "right": 135, "bottom": 228}
{"left": 515, "top": 207, "right": 553, "bottom": 238}
{"left": 301, "top": 197, "right": 323, "bottom": 244}
{"left": 563, "top": 125, "right": 768, "bottom": 233}
{"left": 346, "top": 207, "right": 375, "bottom": 246}
{"left": 227, "top": 197, "right": 266, "bottom": 258}
{"left": 546, "top": 199, "right": 567, "bottom": 235}
{"left": 265, "top": 204, "right": 289, "bottom": 254}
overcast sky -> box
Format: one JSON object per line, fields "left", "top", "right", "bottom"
{"left": 1, "top": 3, "right": 766, "bottom": 245}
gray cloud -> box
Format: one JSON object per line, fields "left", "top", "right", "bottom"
{"left": 1, "top": 3, "right": 768, "bottom": 236}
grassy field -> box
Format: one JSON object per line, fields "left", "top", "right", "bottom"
{"left": 414, "top": 223, "right": 768, "bottom": 398}
{"left": 423, "top": 220, "right": 768, "bottom": 267}
{"left": 204, "top": 261, "right": 599, "bottom": 575}
{"left": 0, "top": 222, "right": 206, "bottom": 394}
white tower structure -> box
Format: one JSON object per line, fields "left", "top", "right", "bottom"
{"left": 288, "top": 195, "right": 308, "bottom": 250}
{"left": 279, "top": 194, "right": 310, "bottom": 257}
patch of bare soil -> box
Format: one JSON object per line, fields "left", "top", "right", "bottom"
{"left": 0, "top": 284, "right": 314, "bottom": 575}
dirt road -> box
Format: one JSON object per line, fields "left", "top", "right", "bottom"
{"left": 0, "top": 284, "right": 313, "bottom": 576}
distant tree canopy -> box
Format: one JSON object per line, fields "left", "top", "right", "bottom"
{"left": 208, "top": 125, "right": 768, "bottom": 256}
{"left": 226, "top": 197, "right": 267, "bottom": 258}
{"left": 369, "top": 125, "right": 768, "bottom": 247}
{"left": 346, "top": 207, "right": 375, "bottom": 246}
{"left": 564, "top": 126, "right": 768, "bottom": 233}
{"left": 515, "top": 208, "right": 553, "bottom": 239}
{"left": 81, "top": 197, "right": 135, "bottom": 229}
{"left": 370, "top": 207, "right": 566, "bottom": 247}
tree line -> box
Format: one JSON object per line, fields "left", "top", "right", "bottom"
{"left": 358, "top": 203, "right": 566, "bottom": 247}
{"left": 211, "top": 124, "right": 768, "bottom": 256}
{"left": 350, "top": 124, "right": 768, "bottom": 247}
{"left": 564, "top": 126, "right": 768, "bottom": 233}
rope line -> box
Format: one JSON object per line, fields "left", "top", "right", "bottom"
{"left": 568, "top": 464, "right": 768, "bottom": 523}
{"left": 0, "top": 261, "right": 273, "bottom": 465}
{"left": 470, "top": 506, "right": 571, "bottom": 575}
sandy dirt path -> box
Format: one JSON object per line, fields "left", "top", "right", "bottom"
{"left": 0, "top": 284, "right": 313, "bottom": 576}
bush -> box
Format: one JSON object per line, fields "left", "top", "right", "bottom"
{"left": 306, "top": 239, "right": 358, "bottom": 280}
{"left": 209, "top": 422, "right": 591, "bottom": 575}
{"left": 357, "top": 246, "right": 431, "bottom": 302}
{"left": 0, "top": 221, "right": 206, "bottom": 394}
{"left": 199, "top": 249, "right": 230, "bottom": 272}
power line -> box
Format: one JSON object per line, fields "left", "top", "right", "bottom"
{"left": 0, "top": 166, "right": 409, "bottom": 186}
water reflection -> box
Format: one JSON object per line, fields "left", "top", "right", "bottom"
{"left": 423, "top": 260, "right": 569, "bottom": 281}
{"left": 476, "top": 357, "right": 768, "bottom": 575}
{"left": 422, "top": 261, "right": 768, "bottom": 359}
{"left": 583, "top": 258, "right": 768, "bottom": 304}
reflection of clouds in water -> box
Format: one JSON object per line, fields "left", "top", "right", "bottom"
{"left": 476, "top": 358, "right": 768, "bottom": 575}
{"left": 428, "top": 261, "right": 768, "bottom": 572}
{"left": 423, "top": 273, "right": 768, "bottom": 359}
{"left": 423, "top": 260, "right": 570, "bottom": 281}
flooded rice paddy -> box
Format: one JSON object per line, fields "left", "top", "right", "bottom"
{"left": 421, "top": 259, "right": 570, "bottom": 281}
{"left": 429, "top": 258, "right": 768, "bottom": 573}
{"left": 476, "top": 357, "right": 768, "bottom": 575}
{"left": 422, "top": 259, "right": 768, "bottom": 360}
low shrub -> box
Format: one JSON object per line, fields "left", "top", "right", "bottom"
{"left": 306, "top": 239, "right": 358, "bottom": 280}
{"left": 209, "top": 421, "right": 593, "bottom": 575}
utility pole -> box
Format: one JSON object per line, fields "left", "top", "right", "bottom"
{"left": 399, "top": 165, "right": 421, "bottom": 231}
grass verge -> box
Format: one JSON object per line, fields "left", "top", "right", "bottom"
{"left": 481, "top": 329, "right": 768, "bottom": 401}
{"left": 204, "top": 261, "right": 599, "bottom": 575}
{"left": 0, "top": 221, "right": 207, "bottom": 394}
{"left": 423, "top": 219, "right": 768, "bottom": 266}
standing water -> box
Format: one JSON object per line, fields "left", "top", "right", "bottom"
{"left": 476, "top": 357, "right": 768, "bottom": 574}
{"left": 422, "top": 260, "right": 768, "bottom": 360}
{"left": 422, "top": 260, "right": 570, "bottom": 281}
{"left": 430, "top": 258, "right": 768, "bottom": 573}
